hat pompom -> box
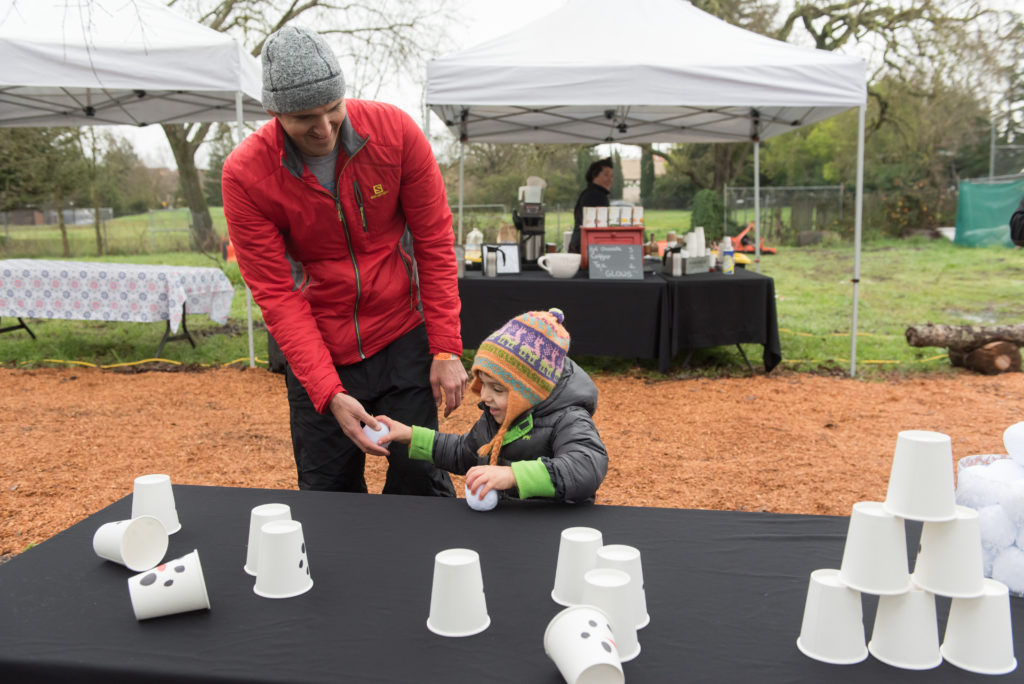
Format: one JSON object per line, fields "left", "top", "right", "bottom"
{"left": 549, "top": 308, "right": 564, "bottom": 324}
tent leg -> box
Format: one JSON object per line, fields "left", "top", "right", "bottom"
{"left": 236, "top": 90, "right": 255, "bottom": 369}
{"left": 458, "top": 141, "right": 465, "bottom": 244}
{"left": 850, "top": 104, "right": 866, "bottom": 377}
{"left": 754, "top": 142, "right": 761, "bottom": 273}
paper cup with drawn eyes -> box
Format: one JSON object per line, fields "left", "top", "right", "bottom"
{"left": 131, "top": 473, "right": 181, "bottom": 534}
{"left": 552, "top": 527, "right": 603, "bottom": 606}
{"left": 253, "top": 519, "right": 313, "bottom": 599}
{"left": 544, "top": 604, "right": 624, "bottom": 684}
{"left": 244, "top": 503, "right": 291, "bottom": 576}
{"left": 127, "top": 550, "right": 210, "bottom": 620}
{"left": 93, "top": 515, "right": 168, "bottom": 572}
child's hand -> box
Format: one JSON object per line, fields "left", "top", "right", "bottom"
{"left": 465, "top": 465, "right": 516, "bottom": 498}
{"left": 374, "top": 415, "right": 412, "bottom": 446}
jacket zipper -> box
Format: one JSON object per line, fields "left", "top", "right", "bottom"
{"left": 353, "top": 180, "right": 368, "bottom": 232}
{"left": 397, "top": 246, "right": 417, "bottom": 312}
{"left": 334, "top": 196, "right": 365, "bottom": 359}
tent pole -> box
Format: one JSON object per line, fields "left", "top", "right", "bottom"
{"left": 850, "top": 104, "right": 866, "bottom": 377}
{"left": 458, "top": 141, "right": 465, "bottom": 243}
{"left": 753, "top": 141, "right": 761, "bottom": 273}
{"left": 236, "top": 90, "right": 255, "bottom": 369}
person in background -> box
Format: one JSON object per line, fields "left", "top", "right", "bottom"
{"left": 1011, "top": 195, "right": 1024, "bottom": 247}
{"left": 568, "top": 158, "right": 614, "bottom": 254}
{"left": 371, "top": 308, "right": 608, "bottom": 504}
{"left": 222, "top": 26, "right": 464, "bottom": 496}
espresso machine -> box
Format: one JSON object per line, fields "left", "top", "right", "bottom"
{"left": 512, "top": 181, "right": 546, "bottom": 269}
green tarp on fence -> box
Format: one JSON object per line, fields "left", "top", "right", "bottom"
{"left": 954, "top": 176, "right": 1024, "bottom": 247}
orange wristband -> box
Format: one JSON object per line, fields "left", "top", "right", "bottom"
{"left": 433, "top": 352, "right": 460, "bottom": 361}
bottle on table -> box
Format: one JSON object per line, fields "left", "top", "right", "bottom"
{"left": 721, "top": 236, "right": 735, "bottom": 275}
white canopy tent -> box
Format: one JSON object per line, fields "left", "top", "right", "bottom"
{"left": 426, "top": 0, "right": 868, "bottom": 375}
{"left": 0, "top": 0, "right": 267, "bottom": 366}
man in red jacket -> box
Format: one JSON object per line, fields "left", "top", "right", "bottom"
{"left": 222, "top": 26, "right": 464, "bottom": 496}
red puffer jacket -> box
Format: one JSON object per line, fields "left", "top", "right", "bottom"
{"left": 222, "top": 99, "right": 462, "bottom": 413}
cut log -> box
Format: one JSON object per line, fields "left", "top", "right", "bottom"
{"left": 905, "top": 323, "right": 1024, "bottom": 351}
{"left": 948, "top": 341, "right": 1021, "bottom": 374}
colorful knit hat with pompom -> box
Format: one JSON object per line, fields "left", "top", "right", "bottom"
{"left": 470, "top": 308, "right": 571, "bottom": 464}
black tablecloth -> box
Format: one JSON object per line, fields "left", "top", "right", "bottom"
{"left": 2, "top": 486, "right": 1018, "bottom": 683}
{"left": 458, "top": 270, "right": 671, "bottom": 370}
{"left": 660, "top": 269, "right": 782, "bottom": 372}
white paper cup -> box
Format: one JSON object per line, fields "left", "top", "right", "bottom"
{"left": 426, "top": 548, "right": 490, "bottom": 637}
{"left": 128, "top": 549, "right": 210, "bottom": 620}
{"left": 253, "top": 519, "right": 313, "bottom": 599}
{"left": 941, "top": 578, "right": 1018, "bottom": 675}
{"left": 544, "top": 605, "right": 624, "bottom": 684}
{"left": 796, "top": 569, "right": 868, "bottom": 665}
{"left": 838, "top": 501, "right": 911, "bottom": 595}
{"left": 244, "top": 503, "right": 291, "bottom": 576}
{"left": 911, "top": 505, "right": 985, "bottom": 598}
{"left": 596, "top": 544, "right": 649, "bottom": 629}
{"left": 464, "top": 483, "right": 498, "bottom": 512}
{"left": 93, "top": 515, "right": 168, "bottom": 572}
{"left": 131, "top": 473, "right": 181, "bottom": 534}
{"left": 883, "top": 431, "right": 956, "bottom": 522}
{"left": 581, "top": 568, "right": 640, "bottom": 662}
{"left": 868, "top": 586, "right": 942, "bottom": 670}
{"left": 552, "top": 527, "right": 603, "bottom": 606}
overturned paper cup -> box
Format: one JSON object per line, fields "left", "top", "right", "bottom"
{"left": 253, "top": 519, "right": 313, "bottom": 599}
{"left": 582, "top": 568, "right": 639, "bottom": 662}
{"left": 596, "top": 544, "right": 649, "bottom": 629}
{"left": 868, "top": 586, "right": 942, "bottom": 670}
{"left": 911, "top": 505, "right": 985, "bottom": 598}
{"left": 427, "top": 548, "right": 490, "bottom": 637}
{"left": 244, "top": 503, "right": 291, "bottom": 576}
{"left": 131, "top": 473, "right": 181, "bottom": 534}
{"left": 544, "top": 604, "right": 623, "bottom": 684}
{"left": 128, "top": 550, "right": 210, "bottom": 620}
{"left": 93, "top": 515, "right": 168, "bottom": 572}
{"left": 839, "top": 501, "right": 911, "bottom": 595}
{"left": 883, "top": 431, "right": 956, "bottom": 522}
{"left": 796, "top": 569, "right": 868, "bottom": 665}
{"left": 552, "top": 527, "right": 603, "bottom": 606}
{"left": 941, "top": 578, "right": 1018, "bottom": 675}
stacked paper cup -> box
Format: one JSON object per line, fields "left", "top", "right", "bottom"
{"left": 797, "top": 430, "right": 1017, "bottom": 675}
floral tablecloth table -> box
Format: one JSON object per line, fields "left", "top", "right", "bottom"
{"left": 0, "top": 259, "right": 235, "bottom": 343}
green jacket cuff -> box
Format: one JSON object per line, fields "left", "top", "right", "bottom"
{"left": 409, "top": 426, "right": 436, "bottom": 462}
{"left": 510, "top": 459, "right": 556, "bottom": 499}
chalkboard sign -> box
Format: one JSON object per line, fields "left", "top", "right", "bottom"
{"left": 588, "top": 244, "right": 643, "bottom": 280}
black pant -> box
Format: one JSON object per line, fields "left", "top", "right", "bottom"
{"left": 285, "top": 325, "right": 455, "bottom": 496}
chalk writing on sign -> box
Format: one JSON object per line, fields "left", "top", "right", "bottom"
{"left": 588, "top": 244, "right": 643, "bottom": 280}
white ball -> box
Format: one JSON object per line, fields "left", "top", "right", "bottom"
{"left": 362, "top": 423, "right": 390, "bottom": 448}
{"left": 465, "top": 483, "right": 498, "bottom": 511}
{"left": 1003, "top": 422, "right": 1024, "bottom": 461}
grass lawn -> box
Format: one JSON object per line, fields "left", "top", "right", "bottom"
{"left": 2, "top": 212, "right": 1021, "bottom": 377}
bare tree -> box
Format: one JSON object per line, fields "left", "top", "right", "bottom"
{"left": 162, "top": 0, "right": 457, "bottom": 252}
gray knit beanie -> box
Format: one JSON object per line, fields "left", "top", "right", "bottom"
{"left": 262, "top": 26, "right": 346, "bottom": 113}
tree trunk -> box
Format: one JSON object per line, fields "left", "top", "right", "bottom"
{"left": 162, "top": 123, "right": 217, "bottom": 253}
{"left": 948, "top": 341, "right": 1021, "bottom": 375}
{"left": 55, "top": 189, "right": 70, "bottom": 258}
{"left": 906, "top": 324, "right": 1024, "bottom": 351}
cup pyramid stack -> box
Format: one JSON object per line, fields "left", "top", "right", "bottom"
{"left": 797, "top": 430, "right": 1017, "bottom": 675}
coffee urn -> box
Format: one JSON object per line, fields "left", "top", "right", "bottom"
{"left": 513, "top": 184, "right": 546, "bottom": 268}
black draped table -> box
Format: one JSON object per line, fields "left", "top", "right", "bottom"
{"left": 2, "top": 486, "right": 1018, "bottom": 683}
{"left": 457, "top": 269, "right": 781, "bottom": 373}
{"left": 661, "top": 269, "right": 782, "bottom": 372}
{"left": 458, "top": 270, "right": 671, "bottom": 370}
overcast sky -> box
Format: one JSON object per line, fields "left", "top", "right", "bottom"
{"left": 125, "top": 0, "right": 564, "bottom": 167}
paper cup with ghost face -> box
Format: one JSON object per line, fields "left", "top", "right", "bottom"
{"left": 131, "top": 473, "right": 181, "bottom": 534}
{"left": 596, "top": 544, "right": 649, "bottom": 629}
{"left": 253, "top": 519, "right": 313, "bottom": 599}
{"left": 911, "top": 505, "right": 985, "bottom": 598}
{"left": 581, "top": 568, "right": 640, "bottom": 662}
{"left": 941, "top": 578, "right": 1018, "bottom": 675}
{"left": 93, "top": 515, "right": 168, "bottom": 572}
{"left": 544, "top": 605, "right": 624, "bottom": 684}
{"left": 883, "top": 431, "right": 956, "bottom": 522}
{"left": 128, "top": 550, "right": 210, "bottom": 620}
{"left": 426, "top": 548, "right": 490, "bottom": 637}
{"left": 552, "top": 527, "right": 603, "bottom": 606}
{"left": 796, "top": 569, "right": 868, "bottom": 665}
{"left": 244, "top": 503, "right": 291, "bottom": 576}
